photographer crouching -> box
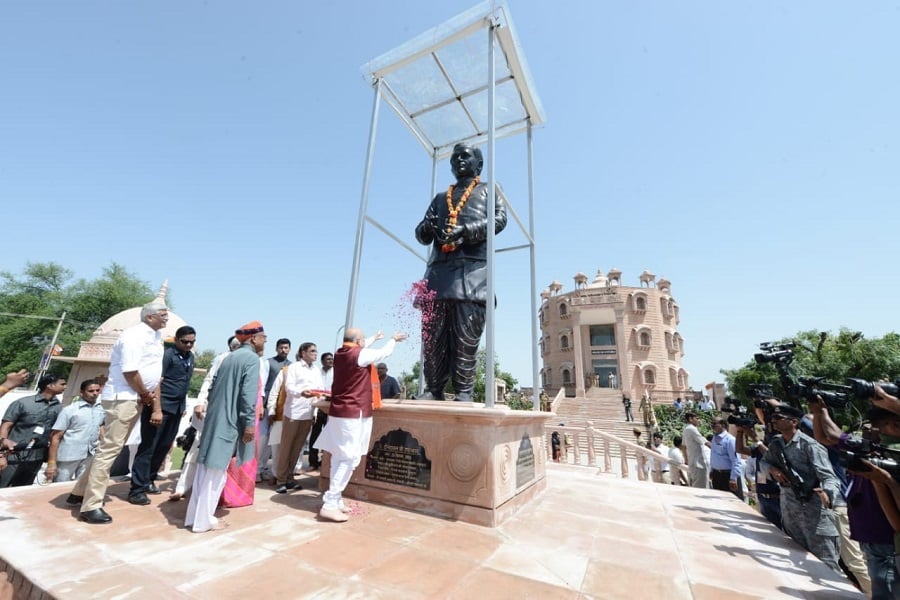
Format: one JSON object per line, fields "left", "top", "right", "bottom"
{"left": 808, "top": 386, "right": 900, "bottom": 600}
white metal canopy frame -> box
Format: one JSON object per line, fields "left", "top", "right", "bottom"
{"left": 345, "top": 0, "right": 546, "bottom": 408}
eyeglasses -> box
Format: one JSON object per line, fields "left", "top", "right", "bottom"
{"left": 178, "top": 339, "right": 196, "bottom": 345}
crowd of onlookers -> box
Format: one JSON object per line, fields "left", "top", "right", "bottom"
{"left": 0, "top": 300, "right": 406, "bottom": 530}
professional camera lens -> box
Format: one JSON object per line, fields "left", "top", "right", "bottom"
{"left": 847, "top": 378, "right": 899, "bottom": 399}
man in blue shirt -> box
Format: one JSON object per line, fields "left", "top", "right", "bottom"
{"left": 128, "top": 325, "right": 195, "bottom": 504}
{"left": 45, "top": 379, "right": 105, "bottom": 482}
{"left": 710, "top": 416, "right": 744, "bottom": 499}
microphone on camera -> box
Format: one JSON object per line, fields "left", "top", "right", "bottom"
{"left": 14, "top": 425, "right": 45, "bottom": 451}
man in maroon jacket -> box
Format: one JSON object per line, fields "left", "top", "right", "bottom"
{"left": 314, "top": 327, "right": 406, "bottom": 522}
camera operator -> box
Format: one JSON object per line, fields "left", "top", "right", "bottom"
{"left": 735, "top": 423, "right": 782, "bottom": 530}
{"left": 761, "top": 403, "right": 842, "bottom": 573}
{"left": 808, "top": 391, "right": 899, "bottom": 599}
{"left": 0, "top": 374, "right": 65, "bottom": 488}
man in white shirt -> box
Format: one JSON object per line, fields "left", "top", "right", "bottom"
{"left": 649, "top": 432, "right": 671, "bottom": 484}
{"left": 307, "top": 352, "right": 333, "bottom": 471}
{"left": 668, "top": 435, "right": 689, "bottom": 485}
{"left": 274, "top": 342, "right": 323, "bottom": 494}
{"left": 70, "top": 301, "right": 168, "bottom": 524}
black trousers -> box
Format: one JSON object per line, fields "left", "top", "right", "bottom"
{"left": 130, "top": 405, "right": 182, "bottom": 495}
{"left": 307, "top": 410, "right": 328, "bottom": 468}
{"left": 711, "top": 468, "right": 744, "bottom": 500}
{"left": 0, "top": 458, "right": 43, "bottom": 488}
{"left": 422, "top": 300, "right": 485, "bottom": 400}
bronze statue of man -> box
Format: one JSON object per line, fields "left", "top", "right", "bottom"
{"left": 415, "top": 143, "right": 507, "bottom": 401}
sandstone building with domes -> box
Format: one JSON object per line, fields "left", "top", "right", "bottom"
{"left": 539, "top": 268, "right": 689, "bottom": 404}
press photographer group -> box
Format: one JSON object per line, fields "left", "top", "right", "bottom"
{"left": 721, "top": 341, "right": 900, "bottom": 598}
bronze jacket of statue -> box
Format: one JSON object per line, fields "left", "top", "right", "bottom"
{"left": 414, "top": 182, "right": 507, "bottom": 304}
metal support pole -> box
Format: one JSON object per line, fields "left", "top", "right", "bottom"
{"left": 33, "top": 311, "right": 66, "bottom": 389}
{"left": 345, "top": 79, "right": 383, "bottom": 330}
{"left": 418, "top": 151, "right": 440, "bottom": 398}
{"left": 485, "top": 23, "right": 497, "bottom": 408}
{"left": 527, "top": 122, "right": 540, "bottom": 411}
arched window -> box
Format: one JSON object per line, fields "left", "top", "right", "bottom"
{"left": 562, "top": 368, "right": 572, "bottom": 384}
{"left": 631, "top": 291, "right": 648, "bottom": 313}
{"left": 644, "top": 369, "right": 656, "bottom": 385}
{"left": 558, "top": 302, "right": 568, "bottom": 318}
{"left": 634, "top": 325, "right": 652, "bottom": 348}
{"left": 560, "top": 335, "right": 569, "bottom": 349}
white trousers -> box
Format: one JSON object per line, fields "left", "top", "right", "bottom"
{"left": 184, "top": 464, "right": 227, "bottom": 533}
{"left": 174, "top": 439, "right": 199, "bottom": 496}
{"left": 318, "top": 414, "right": 372, "bottom": 511}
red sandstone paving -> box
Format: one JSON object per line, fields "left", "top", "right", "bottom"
{"left": 0, "top": 466, "right": 863, "bottom": 599}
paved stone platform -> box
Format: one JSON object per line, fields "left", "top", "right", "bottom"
{"left": 0, "top": 465, "right": 861, "bottom": 599}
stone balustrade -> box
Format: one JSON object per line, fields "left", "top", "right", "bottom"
{"left": 544, "top": 421, "right": 690, "bottom": 484}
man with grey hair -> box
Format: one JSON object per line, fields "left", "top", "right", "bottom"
{"left": 69, "top": 300, "right": 168, "bottom": 524}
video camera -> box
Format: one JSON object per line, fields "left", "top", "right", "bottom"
{"left": 754, "top": 342, "right": 796, "bottom": 366}
{"left": 721, "top": 395, "right": 761, "bottom": 428}
{"left": 837, "top": 435, "right": 900, "bottom": 481}
{"left": 846, "top": 378, "right": 900, "bottom": 400}
{"left": 753, "top": 342, "right": 852, "bottom": 410}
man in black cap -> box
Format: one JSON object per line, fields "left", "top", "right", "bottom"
{"left": 762, "top": 403, "right": 841, "bottom": 572}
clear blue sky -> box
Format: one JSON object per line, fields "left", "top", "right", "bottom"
{"left": 2, "top": 1, "right": 898, "bottom": 392}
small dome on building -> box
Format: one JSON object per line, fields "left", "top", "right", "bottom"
{"left": 87, "top": 280, "right": 188, "bottom": 347}
{"left": 589, "top": 269, "right": 608, "bottom": 288}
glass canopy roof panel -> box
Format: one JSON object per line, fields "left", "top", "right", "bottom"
{"left": 437, "top": 36, "right": 511, "bottom": 97}
{"left": 465, "top": 79, "right": 527, "bottom": 132}
{"left": 413, "top": 102, "right": 476, "bottom": 149}
{"left": 361, "top": 0, "right": 545, "bottom": 156}
{"left": 382, "top": 56, "right": 454, "bottom": 115}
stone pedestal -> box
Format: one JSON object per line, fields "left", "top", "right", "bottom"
{"left": 318, "top": 399, "right": 553, "bottom": 527}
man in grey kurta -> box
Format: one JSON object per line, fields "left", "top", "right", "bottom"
{"left": 184, "top": 321, "right": 264, "bottom": 532}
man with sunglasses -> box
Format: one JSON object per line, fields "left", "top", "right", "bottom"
{"left": 128, "top": 325, "right": 195, "bottom": 505}
{"left": 762, "top": 403, "right": 841, "bottom": 572}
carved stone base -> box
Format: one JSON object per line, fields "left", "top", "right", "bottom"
{"left": 318, "top": 399, "right": 553, "bottom": 527}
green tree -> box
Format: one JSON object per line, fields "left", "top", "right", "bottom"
{"left": 0, "top": 262, "right": 156, "bottom": 375}
{"left": 473, "top": 350, "right": 518, "bottom": 403}
{"left": 398, "top": 352, "right": 519, "bottom": 404}
{"left": 188, "top": 349, "right": 215, "bottom": 397}
{"left": 398, "top": 361, "right": 422, "bottom": 398}
{"left": 721, "top": 328, "right": 900, "bottom": 420}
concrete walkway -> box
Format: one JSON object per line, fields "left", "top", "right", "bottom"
{"left": 1, "top": 464, "right": 861, "bottom": 599}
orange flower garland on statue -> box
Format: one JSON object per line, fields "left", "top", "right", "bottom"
{"left": 441, "top": 176, "right": 480, "bottom": 253}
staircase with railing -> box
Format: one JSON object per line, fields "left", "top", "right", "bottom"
{"left": 549, "top": 388, "right": 654, "bottom": 457}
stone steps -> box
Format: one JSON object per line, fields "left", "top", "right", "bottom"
{"left": 552, "top": 393, "right": 653, "bottom": 456}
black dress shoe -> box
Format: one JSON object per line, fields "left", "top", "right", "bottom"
{"left": 127, "top": 493, "right": 151, "bottom": 505}
{"left": 80, "top": 508, "right": 112, "bottom": 524}
{"left": 66, "top": 494, "right": 83, "bottom": 506}
{"left": 285, "top": 480, "right": 300, "bottom": 490}
{"left": 147, "top": 483, "right": 161, "bottom": 495}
